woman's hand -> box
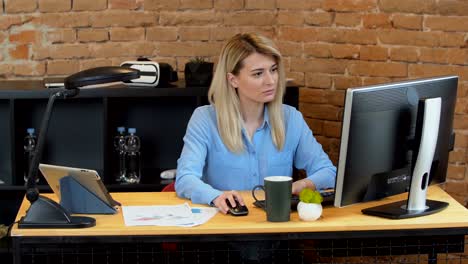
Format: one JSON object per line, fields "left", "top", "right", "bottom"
{"left": 212, "top": 190, "right": 245, "bottom": 214}
{"left": 292, "top": 178, "right": 316, "bottom": 195}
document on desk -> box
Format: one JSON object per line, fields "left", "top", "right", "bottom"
{"left": 122, "top": 203, "right": 218, "bottom": 227}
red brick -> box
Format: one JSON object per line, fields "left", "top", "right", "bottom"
{"left": 305, "top": 12, "right": 333, "bottom": 26}
{"left": 349, "top": 61, "right": 407, "bottom": 77}
{"left": 304, "top": 43, "right": 332, "bottom": 58}
{"left": 80, "top": 59, "right": 114, "bottom": 71}
{"left": 438, "top": 0, "right": 468, "bottom": 16}
{"left": 210, "top": 27, "right": 241, "bottom": 41}
{"left": 447, "top": 49, "right": 468, "bottom": 65}
{"left": 0, "top": 16, "right": 30, "bottom": 31}
{"left": 360, "top": 46, "right": 388, "bottom": 61}
{"left": 333, "top": 75, "right": 362, "bottom": 90}
{"left": 278, "top": 11, "right": 304, "bottom": 26}
{"left": 445, "top": 180, "right": 467, "bottom": 195}
{"left": 379, "top": 0, "right": 437, "bottom": 14}
{"left": 277, "top": 0, "right": 322, "bottom": 9}
{"left": 214, "top": 0, "right": 243, "bottom": 10}
{"left": 329, "top": 44, "right": 360, "bottom": 59}
{"left": 179, "top": 27, "right": 211, "bottom": 41}
{"left": 419, "top": 48, "right": 448, "bottom": 64}
{"left": 409, "top": 64, "right": 468, "bottom": 82}
{"left": 362, "top": 76, "right": 392, "bottom": 86}
{"left": 291, "top": 58, "right": 348, "bottom": 74}
{"left": 77, "top": 29, "right": 108, "bottom": 42}
{"left": 223, "top": 11, "right": 276, "bottom": 26}
{"left": 378, "top": 29, "right": 439, "bottom": 46}
{"left": 278, "top": 27, "right": 317, "bottom": 42}
{"left": 245, "top": 0, "right": 275, "bottom": 9}
{"left": 286, "top": 72, "right": 304, "bottom": 86}
{"left": 33, "top": 13, "right": 90, "bottom": 28}
{"left": 73, "top": 0, "right": 107, "bottom": 11}
{"left": 389, "top": 47, "right": 419, "bottom": 62}
{"left": 237, "top": 26, "right": 275, "bottom": 39}
{"left": 334, "top": 13, "right": 361, "bottom": 27}
{"left": 439, "top": 32, "right": 466, "bottom": 47}
{"left": 155, "top": 42, "right": 221, "bottom": 57}
{"left": 160, "top": 11, "right": 221, "bottom": 26}
{"left": 323, "top": 0, "right": 377, "bottom": 12}
{"left": 392, "top": 14, "right": 422, "bottom": 30}
{"left": 5, "top": 0, "right": 37, "bottom": 13}
{"left": 91, "top": 11, "right": 156, "bottom": 27}
{"left": 449, "top": 148, "right": 465, "bottom": 164}
{"left": 425, "top": 16, "right": 468, "bottom": 32}
{"left": 305, "top": 117, "right": 324, "bottom": 136}
{"left": 39, "top": 0, "right": 71, "bottom": 12}
{"left": 47, "top": 60, "right": 80, "bottom": 75}
{"left": 146, "top": 27, "right": 178, "bottom": 41}
{"left": 0, "top": 65, "right": 14, "bottom": 78}
{"left": 323, "top": 120, "right": 342, "bottom": 138}
{"left": 110, "top": 28, "right": 145, "bottom": 41}
{"left": 454, "top": 133, "right": 468, "bottom": 148}
{"left": 446, "top": 164, "right": 466, "bottom": 180}
{"left": 46, "top": 44, "right": 91, "bottom": 59}
{"left": 180, "top": 0, "right": 213, "bottom": 9}
{"left": 305, "top": 73, "right": 332, "bottom": 89}
{"left": 363, "top": 13, "right": 391, "bottom": 29}
{"left": 317, "top": 28, "right": 378, "bottom": 45}
{"left": 47, "top": 29, "right": 76, "bottom": 43}
{"left": 9, "top": 44, "right": 29, "bottom": 60}
{"left": 109, "top": 0, "right": 141, "bottom": 10}
{"left": 277, "top": 41, "right": 303, "bottom": 57}
{"left": 13, "top": 61, "right": 46, "bottom": 76}
{"left": 299, "top": 102, "right": 342, "bottom": 121}
{"left": 300, "top": 88, "right": 328, "bottom": 104}
{"left": 9, "top": 30, "right": 37, "bottom": 44}
{"left": 454, "top": 115, "right": 468, "bottom": 130}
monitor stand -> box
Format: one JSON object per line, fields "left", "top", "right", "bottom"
{"left": 362, "top": 97, "right": 449, "bottom": 219}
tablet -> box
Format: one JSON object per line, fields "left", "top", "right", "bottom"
{"left": 39, "top": 163, "right": 120, "bottom": 208}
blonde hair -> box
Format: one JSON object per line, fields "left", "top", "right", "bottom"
{"left": 208, "top": 33, "right": 286, "bottom": 153}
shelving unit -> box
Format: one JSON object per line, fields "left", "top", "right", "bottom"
{"left": 0, "top": 80, "right": 298, "bottom": 225}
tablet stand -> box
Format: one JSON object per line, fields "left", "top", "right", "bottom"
{"left": 59, "top": 176, "right": 117, "bottom": 214}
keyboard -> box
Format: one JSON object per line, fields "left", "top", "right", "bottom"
{"left": 253, "top": 189, "right": 335, "bottom": 211}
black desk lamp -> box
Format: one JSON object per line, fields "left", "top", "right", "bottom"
{"left": 18, "top": 66, "right": 140, "bottom": 228}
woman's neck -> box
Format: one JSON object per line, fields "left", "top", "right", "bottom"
{"left": 240, "top": 101, "right": 265, "bottom": 140}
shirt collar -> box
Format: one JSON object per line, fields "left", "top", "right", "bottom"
{"left": 259, "top": 105, "right": 270, "bottom": 130}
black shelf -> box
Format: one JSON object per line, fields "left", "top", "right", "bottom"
{"left": 0, "top": 80, "right": 299, "bottom": 225}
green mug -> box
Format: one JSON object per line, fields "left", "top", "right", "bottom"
{"left": 252, "top": 176, "right": 292, "bottom": 222}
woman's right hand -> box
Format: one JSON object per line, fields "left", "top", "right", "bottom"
{"left": 211, "top": 190, "right": 245, "bottom": 214}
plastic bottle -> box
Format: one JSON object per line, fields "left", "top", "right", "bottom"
{"left": 23, "top": 128, "right": 37, "bottom": 183}
{"left": 124, "top": 128, "right": 141, "bottom": 184}
{"left": 113, "top": 126, "right": 126, "bottom": 183}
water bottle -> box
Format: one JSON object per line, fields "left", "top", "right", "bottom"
{"left": 113, "top": 126, "right": 126, "bottom": 183}
{"left": 23, "top": 128, "right": 37, "bottom": 183}
{"left": 124, "top": 128, "right": 141, "bottom": 184}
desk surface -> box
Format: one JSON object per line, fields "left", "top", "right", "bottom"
{"left": 11, "top": 186, "right": 468, "bottom": 238}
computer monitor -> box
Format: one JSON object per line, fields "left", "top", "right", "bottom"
{"left": 334, "top": 76, "right": 458, "bottom": 219}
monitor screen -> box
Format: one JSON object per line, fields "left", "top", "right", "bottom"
{"left": 334, "top": 76, "right": 457, "bottom": 218}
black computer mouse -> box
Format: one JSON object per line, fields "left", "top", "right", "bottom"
{"left": 226, "top": 199, "right": 249, "bottom": 216}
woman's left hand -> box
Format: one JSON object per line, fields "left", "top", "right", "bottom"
{"left": 292, "top": 178, "right": 315, "bottom": 195}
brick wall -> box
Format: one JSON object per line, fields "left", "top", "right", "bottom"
{"left": 0, "top": 0, "right": 467, "bottom": 205}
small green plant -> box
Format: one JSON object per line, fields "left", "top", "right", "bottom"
{"left": 0, "top": 224, "right": 7, "bottom": 239}
{"left": 299, "top": 189, "right": 323, "bottom": 204}
{"left": 189, "top": 56, "right": 209, "bottom": 64}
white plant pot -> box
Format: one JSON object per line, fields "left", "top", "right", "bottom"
{"left": 297, "top": 201, "right": 322, "bottom": 221}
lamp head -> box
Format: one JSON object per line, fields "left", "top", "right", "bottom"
{"left": 64, "top": 66, "right": 140, "bottom": 90}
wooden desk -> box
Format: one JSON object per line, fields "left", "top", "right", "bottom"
{"left": 11, "top": 186, "right": 468, "bottom": 264}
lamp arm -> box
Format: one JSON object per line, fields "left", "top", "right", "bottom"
{"left": 25, "top": 88, "right": 79, "bottom": 203}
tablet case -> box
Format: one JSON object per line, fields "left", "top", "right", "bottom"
{"left": 59, "top": 176, "right": 117, "bottom": 214}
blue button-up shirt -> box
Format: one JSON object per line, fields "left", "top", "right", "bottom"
{"left": 175, "top": 104, "right": 337, "bottom": 205}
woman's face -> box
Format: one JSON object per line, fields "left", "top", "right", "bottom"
{"left": 228, "top": 52, "right": 278, "bottom": 107}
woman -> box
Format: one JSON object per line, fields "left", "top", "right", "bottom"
{"left": 175, "top": 33, "right": 336, "bottom": 214}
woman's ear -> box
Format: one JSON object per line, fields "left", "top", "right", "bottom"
{"left": 227, "top": 73, "right": 238, "bottom": 89}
